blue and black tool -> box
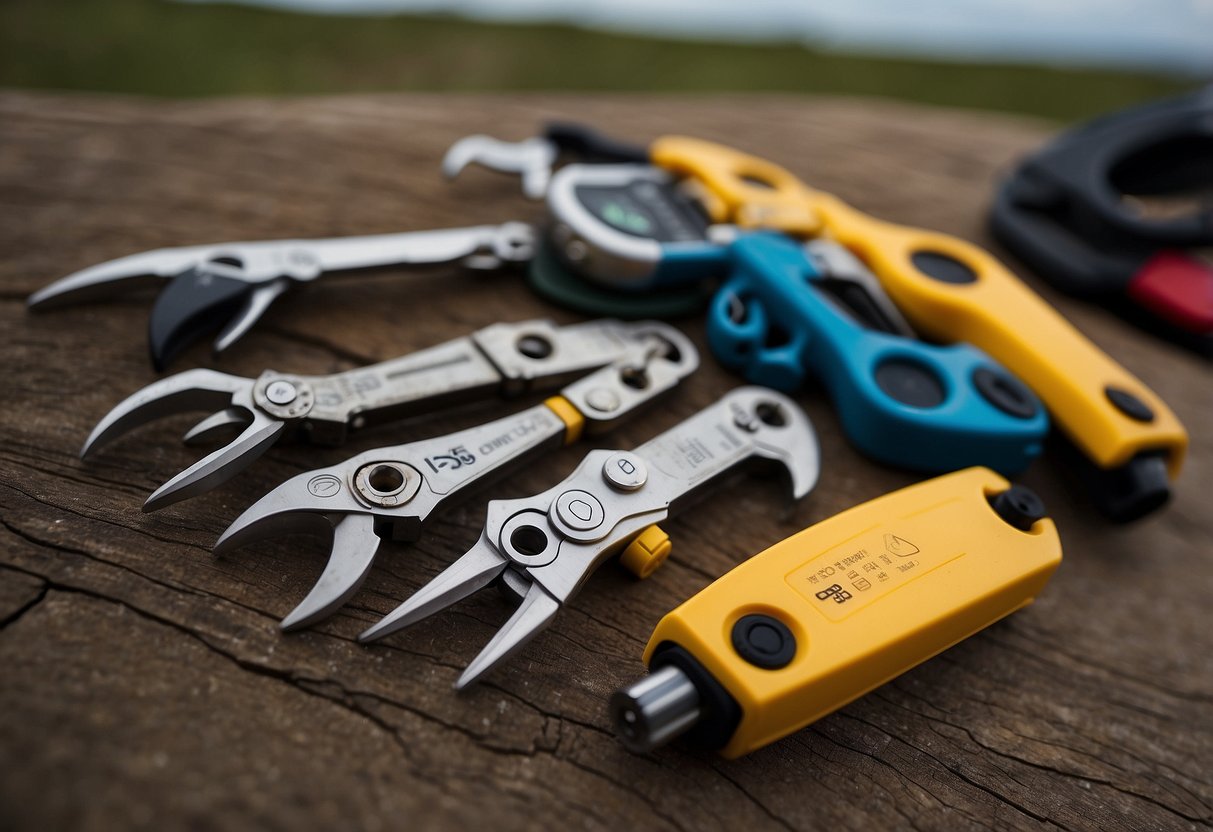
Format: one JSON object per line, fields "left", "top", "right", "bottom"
{"left": 707, "top": 233, "right": 1048, "bottom": 475}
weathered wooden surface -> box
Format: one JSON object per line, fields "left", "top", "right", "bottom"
{"left": 0, "top": 91, "right": 1209, "bottom": 832}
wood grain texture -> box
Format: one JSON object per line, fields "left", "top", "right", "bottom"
{"left": 0, "top": 91, "right": 1209, "bottom": 832}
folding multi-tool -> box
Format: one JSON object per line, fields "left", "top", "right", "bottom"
{"left": 26, "top": 126, "right": 709, "bottom": 369}
{"left": 28, "top": 222, "right": 538, "bottom": 370}
{"left": 211, "top": 323, "right": 698, "bottom": 631}
{"left": 611, "top": 466, "right": 1061, "bottom": 759}
{"left": 82, "top": 318, "right": 686, "bottom": 511}
{"left": 448, "top": 125, "right": 1188, "bottom": 521}
{"left": 356, "top": 387, "right": 821, "bottom": 689}
{"left": 707, "top": 233, "right": 1048, "bottom": 475}
{"left": 991, "top": 86, "right": 1213, "bottom": 355}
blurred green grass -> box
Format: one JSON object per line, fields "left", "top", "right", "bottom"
{"left": 0, "top": 0, "right": 1194, "bottom": 122}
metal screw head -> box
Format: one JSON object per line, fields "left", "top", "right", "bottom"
{"left": 603, "top": 451, "right": 648, "bottom": 492}
{"left": 585, "top": 388, "right": 621, "bottom": 413}
{"left": 265, "top": 380, "right": 298, "bottom": 405}
{"left": 554, "top": 489, "right": 605, "bottom": 531}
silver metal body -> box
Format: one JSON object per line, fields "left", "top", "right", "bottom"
{"left": 443, "top": 134, "right": 677, "bottom": 287}
{"left": 803, "top": 239, "right": 915, "bottom": 337}
{"left": 545, "top": 164, "right": 671, "bottom": 287}
{"left": 212, "top": 323, "right": 698, "bottom": 631}
{"left": 28, "top": 223, "right": 535, "bottom": 354}
{"left": 358, "top": 387, "right": 821, "bottom": 690}
{"left": 442, "top": 134, "right": 558, "bottom": 200}
{"left": 610, "top": 664, "right": 701, "bottom": 753}
{"left": 82, "top": 319, "right": 666, "bottom": 511}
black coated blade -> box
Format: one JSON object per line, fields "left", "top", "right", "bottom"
{"left": 149, "top": 268, "right": 253, "bottom": 371}
{"left": 543, "top": 122, "right": 650, "bottom": 164}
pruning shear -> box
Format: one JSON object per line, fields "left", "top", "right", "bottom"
{"left": 28, "top": 223, "right": 537, "bottom": 370}
{"left": 82, "top": 318, "right": 679, "bottom": 511}
{"left": 357, "top": 386, "right": 821, "bottom": 690}
{"left": 212, "top": 323, "right": 697, "bottom": 631}
{"left": 447, "top": 124, "right": 1188, "bottom": 521}
{"left": 990, "top": 85, "right": 1213, "bottom": 354}
{"left": 28, "top": 123, "right": 715, "bottom": 370}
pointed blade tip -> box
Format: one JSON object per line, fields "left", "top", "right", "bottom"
{"left": 357, "top": 606, "right": 414, "bottom": 644}
{"left": 279, "top": 606, "right": 315, "bottom": 632}
{"left": 142, "top": 485, "right": 182, "bottom": 513}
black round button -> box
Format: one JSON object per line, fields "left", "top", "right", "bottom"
{"left": 911, "top": 250, "right": 977, "bottom": 284}
{"left": 731, "top": 614, "right": 796, "bottom": 670}
{"left": 1105, "top": 386, "right": 1155, "bottom": 423}
{"left": 875, "top": 358, "right": 946, "bottom": 408}
{"left": 990, "top": 485, "right": 1047, "bottom": 531}
{"left": 973, "top": 367, "right": 1038, "bottom": 420}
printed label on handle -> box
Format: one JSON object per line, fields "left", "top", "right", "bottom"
{"left": 785, "top": 498, "right": 967, "bottom": 622}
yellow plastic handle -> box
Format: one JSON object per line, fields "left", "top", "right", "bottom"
{"left": 650, "top": 136, "right": 1187, "bottom": 476}
{"left": 643, "top": 467, "right": 1062, "bottom": 759}
{"left": 816, "top": 197, "right": 1187, "bottom": 474}
{"left": 652, "top": 136, "right": 823, "bottom": 236}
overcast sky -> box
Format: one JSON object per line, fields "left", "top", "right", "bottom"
{"left": 184, "top": 0, "right": 1213, "bottom": 76}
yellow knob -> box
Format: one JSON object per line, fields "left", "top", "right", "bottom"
{"left": 620, "top": 525, "right": 672, "bottom": 579}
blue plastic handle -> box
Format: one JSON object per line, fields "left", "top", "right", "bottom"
{"left": 706, "top": 233, "right": 1048, "bottom": 475}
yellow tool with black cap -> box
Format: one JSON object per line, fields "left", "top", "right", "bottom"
{"left": 610, "top": 467, "right": 1062, "bottom": 759}
{"left": 651, "top": 137, "right": 1187, "bottom": 522}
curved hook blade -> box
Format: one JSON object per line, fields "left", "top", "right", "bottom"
{"left": 183, "top": 407, "right": 255, "bottom": 446}
{"left": 27, "top": 247, "right": 206, "bottom": 309}
{"left": 442, "top": 134, "right": 557, "bottom": 200}
{"left": 82, "top": 369, "right": 253, "bottom": 458}
{"left": 213, "top": 279, "right": 291, "bottom": 355}
{"left": 213, "top": 465, "right": 367, "bottom": 556}
{"left": 280, "top": 514, "right": 383, "bottom": 631}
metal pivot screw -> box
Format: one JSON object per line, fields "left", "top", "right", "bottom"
{"left": 603, "top": 451, "right": 648, "bottom": 491}
{"left": 353, "top": 462, "right": 422, "bottom": 508}
{"left": 555, "top": 489, "right": 605, "bottom": 531}
{"left": 286, "top": 248, "right": 321, "bottom": 279}
{"left": 265, "top": 380, "right": 298, "bottom": 405}
{"left": 586, "top": 388, "right": 621, "bottom": 413}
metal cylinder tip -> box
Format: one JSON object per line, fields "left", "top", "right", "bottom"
{"left": 609, "top": 664, "right": 702, "bottom": 753}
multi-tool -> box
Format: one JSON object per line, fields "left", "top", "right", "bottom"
{"left": 28, "top": 222, "right": 537, "bottom": 370}
{"left": 611, "top": 466, "right": 1061, "bottom": 759}
{"left": 707, "top": 233, "right": 1048, "bottom": 475}
{"left": 212, "top": 323, "right": 698, "bottom": 631}
{"left": 27, "top": 126, "right": 709, "bottom": 369}
{"left": 356, "top": 386, "right": 821, "bottom": 689}
{"left": 449, "top": 125, "right": 1188, "bottom": 521}
{"left": 82, "top": 319, "right": 684, "bottom": 511}
{"left": 991, "top": 86, "right": 1213, "bottom": 355}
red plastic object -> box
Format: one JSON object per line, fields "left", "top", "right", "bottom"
{"left": 1127, "top": 251, "right": 1213, "bottom": 333}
